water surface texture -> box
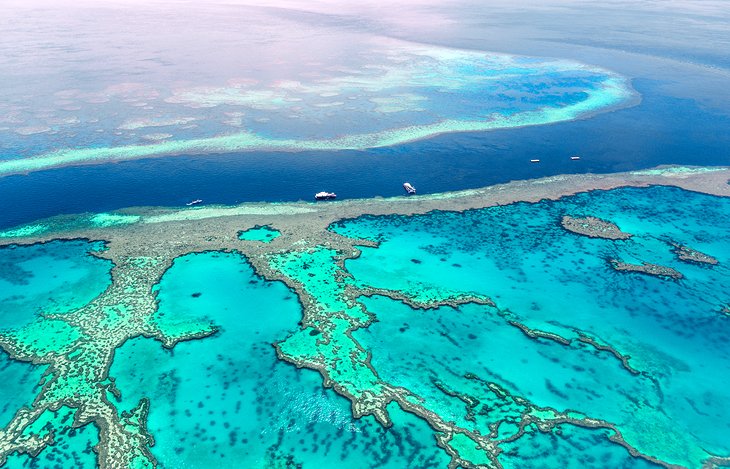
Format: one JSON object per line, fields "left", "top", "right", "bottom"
{"left": 0, "top": 36, "right": 631, "bottom": 176}
{"left": 1, "top": 184, "right": 727, "bottom": 468}
{"left": 110, "top": 252, "right": 450, "bottom": 468}
{"left": 1, "top": 1, "right": 729, "bottom": 468}
{"left": 0, "top": 241, "right": 111, "bottom": 330}
{"left": 332, "top": 185, "right": 730, "bottom": 467}
{"left": 0, "top": 1, "right": 729, "bottom": 226}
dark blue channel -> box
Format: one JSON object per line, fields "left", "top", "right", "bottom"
{"left": 0, "top": 79, "right": 728, "bottom": 229}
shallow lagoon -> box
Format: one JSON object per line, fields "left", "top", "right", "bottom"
{"left": 0, "top": 1, "right": 728, "bottom": 467}
{"left": 333, "top": 185, "right": 730, "bottom": 466}
{"left": 238, "top": 225, "right": 281, "bottom": 243}
{"left": 0, "top": 240, "right": 110, "bottom": 466}
{"left": 0, "top": 241, "right": 111, "bottom": 330}
{"left": 0, "top": 184, "right": 728, "bottom": 467}
{"left": 4, "top": 407, "right": 98, "bottom": 469}
{"left": 110, "top": 251, "right": 449, "bottom": 468}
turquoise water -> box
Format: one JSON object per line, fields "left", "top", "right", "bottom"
{"left": 500, "top": 425, "right": 659, "bottom": 469}
{"left": 0, "top": 241, "right": 111, "bottom": 330}
{"left": 238, "top": 225, "right": 281, "bottom": 243}
{"left": 4, "top": 407, "right": 98, "bottom": 469}
{"left": 110, "top": 251, "right": 449, "bottom": 468}
{"left": 0, "top": 351, "right": 45, "bottom": 430}
{"left": 0, "top": 240, "right": 110, "bottom": 437}
{"left": 332, "top": 185, "right": 730, "bottom": 467}
{"left": 2, "top": 186, "right": 728, "bottom": 467}
{"left": 354, "top": 296, "right": 659, "bottom": 468}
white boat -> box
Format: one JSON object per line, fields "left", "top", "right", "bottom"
{"left": 314, "top": 191, "right": 337, "bottom": 200}
{"left": 570, "top": 155, "right": 581, "bottom": 160}
{"left": 186, "top": 199, "right": 203, "bottom": 206}
{"left": 403, "top": 182, "right": 416, "bottom": 194}
{"left": 530, "top": 159, "right": 540, "bottom": 163}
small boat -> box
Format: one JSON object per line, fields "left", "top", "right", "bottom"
{"left": 314, "top": 191, "right": 337, "bottom": 201}
{"left": 186, "top": 199, "right": 203, "bottom": 206}
{"left": 570, "top": 155, "right": 581, "bottom": 161}
{"left": 530, "top": 159, "right": 540, "bottom": 163}
{"left": 403, "top": 182, "right": 416, "bottom": 194}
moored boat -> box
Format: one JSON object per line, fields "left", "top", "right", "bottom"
{"left": 403, "top": 182, "right": 416, "bottom": 194}
{"left": 315, "top": 191, "right": 337, "bottom": 200}
{"left": 186, "top": 199, "right": 203, "bottom": 206}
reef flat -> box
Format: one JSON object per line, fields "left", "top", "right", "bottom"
{"left": 561, "top": 215, "right": 633, "bottom": 240}
{"left": 0, "top": 165, "right": 729, "bottom": 468}
{"left": 0, "top": 37, "right": 635, "bottom": 178}
{"left": 671, "top": 243, "right": 719, "bottom": 265}
{"left": 609, "top": 260, "right": 684, "bottom": 280}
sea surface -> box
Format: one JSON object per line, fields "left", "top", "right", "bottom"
{"left": 1, "top": 184, "right": 729, "bottom": 467}
{"left": 1, "top": 1, "right": 730, "bottom": 468}
{"left": 332, "top": 185, "right": 730, "bottom": 466}
{"left": 110, "top": 252, "right": 450, "bottom": 469}
{"left": 0, "top": 1, "right": 729, "bottom": 228}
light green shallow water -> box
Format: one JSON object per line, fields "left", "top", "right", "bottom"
{"left": 1, "top": 185, "right": 728, "bottom": 468}
{"left": 238, "top": 225, "right": 281, "bottom": 243}
{"left": 0, "top": 241, "right": 111, "bottom": 329}
{"left": 332, "top": 185, "right": 730, "bottom": 467}
{"left": 0, "top": 39, "right": 634, "bottom": 177}
{"left": 0, "top": 240, "right": 111, "bottom": 436}
{"left": 110, "top": 251, "right": 450, "bottom": 468}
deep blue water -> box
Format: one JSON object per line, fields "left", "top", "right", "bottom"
{"left": 0, "top": 79, "right": 728, "bottom": 230}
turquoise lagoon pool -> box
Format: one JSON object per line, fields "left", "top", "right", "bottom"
{"left": 332, "top": 185, "right": 730, "bottom": 467}
{"left": 0, "top": 185, "right": 728, "bottom": 468}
